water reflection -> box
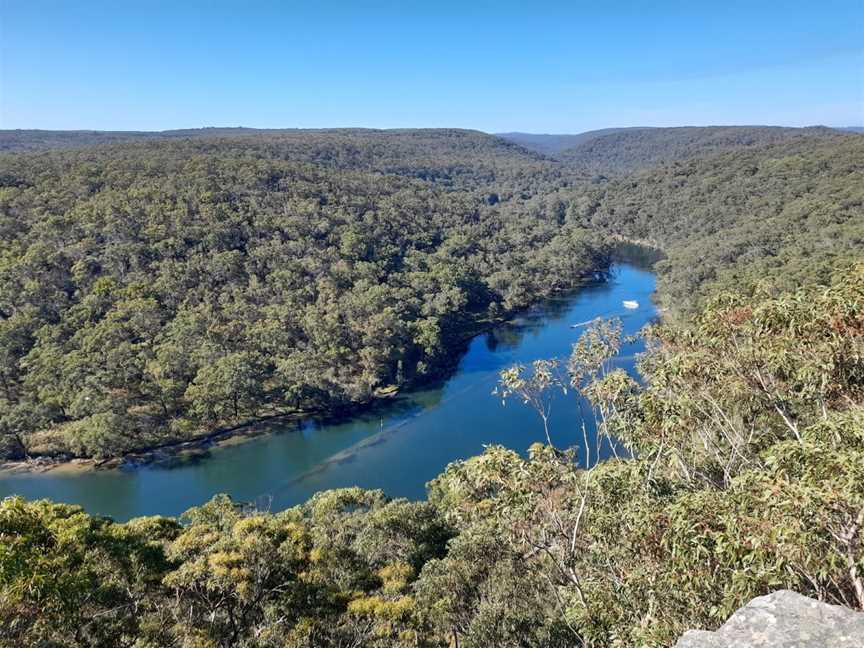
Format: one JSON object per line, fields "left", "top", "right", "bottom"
{"left": 0, "top": 264, "right": 657, "bottom": 520}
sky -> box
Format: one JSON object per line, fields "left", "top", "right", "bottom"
{"left": 1, "top": 0, "right": 862, "bottom": 133}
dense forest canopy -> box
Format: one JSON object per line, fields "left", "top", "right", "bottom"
{"left": 0, "top": 128, "right": 315, "bottom": 153}
{"left": 1, "top": 125, "right": 863, "bottom": 647}
{"left": 0, "top": 128, "right": 362, "bottom": 153}
{"left": 1, "top": 128, "right": 569, "bottom": 189}
{"left": 0, "top": 131, "right": 604, "bottom": 460}
{"left": 1, "top": 127, "right": 861, "bottom": 458}
{"left": 557, "top": 125, "right": 843, "bottom": 175}
{"left": 6, "top": 125, "right": 851, "bottom": 159}
{"left": 570, "top": 134, "right": 864, "bottom": 308}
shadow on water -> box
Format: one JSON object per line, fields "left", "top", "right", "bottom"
{"left": 0, "top": 263, "right": 658, "bottom": 520}
{"left": 611, "top": 241, "right": 666, "bottom": 269}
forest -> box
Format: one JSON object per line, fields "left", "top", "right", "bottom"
{"left": 0, "top": 126, "right": 863, "bottom": 647}
{"left": 0, "top": 130, "right": 605, "bottom": 460}
{"left": 554, "top": 125, "right": 840, "bottom": 175}
{"left": 496, "top": 128, "right": 645, "bottom": 156}
{"left": 571, "top": 133, "right": 864, "bottom": 308}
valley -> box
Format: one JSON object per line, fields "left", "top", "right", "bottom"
{"left": 1, "top": 124, "right": 862, "bottom": 647}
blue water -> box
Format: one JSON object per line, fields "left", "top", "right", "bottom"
{"left": 0, "top": 264, "right": 657, "bottom": 520}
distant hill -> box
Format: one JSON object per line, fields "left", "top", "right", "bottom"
{"left": 8, "top": 126, "right": 855, "bottom": 171}
{"left": 1, "top": 126, "right": 547, "bottom": 160}
{"left": 0, "top": 127, "right": 295, "bottom": 152}
{"left": 0, "top": 129, "right": 162, "bottom": 151}
{"left": 0, "top": 128, "right": 564, "bottom": 192}
{"left": 572, "top": 133, "right": 864, "bottom": 306}
{"left": 558, "top": 125, "right": 843, "bottom": 175}
{"left": 496, "top": 128, "right": 649, "bottom": 155}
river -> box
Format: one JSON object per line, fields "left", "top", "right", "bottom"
{"left": 0, "top": 264, "right": 657, "bottom": 520}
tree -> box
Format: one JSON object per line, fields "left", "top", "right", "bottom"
{"left": 185, "top": 352, "right": 266, "bottom": 423}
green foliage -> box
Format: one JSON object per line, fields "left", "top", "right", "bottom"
{"left": 0, "top": 496, "right": 178, "bottom": 647}
{"left": 573, "top": 133, "right": 864, "bottom": 310}
{"left": 498, "top": 128, "right": 649, "bottom": 157}
{"left": 621, "top": 265, "right": 864, "bottom": 486}
{"left": 0, "top": 490, "right": 450, "bottom": 647}
{"left": 0, "top": 131, "right": 609, "bottom": 459}
{"left": 558, "top": 125, "right": 842, "bottom": 175}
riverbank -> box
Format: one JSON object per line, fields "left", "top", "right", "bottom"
{"left": 0, "top": 263, "right": 658, "bottom": 520}
{"left": 0, "top": 411, "right": 309, "bottom": 475}
{"left": 1, "top": 269, "right": 620, "bottom": 477}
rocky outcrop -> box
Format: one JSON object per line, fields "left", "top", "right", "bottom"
{"left": 675, "top": 590, "right": 864, "bottom": 647}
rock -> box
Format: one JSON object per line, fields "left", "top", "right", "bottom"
{"left": 675, "top": 590, "right": 864, "bottom": 647}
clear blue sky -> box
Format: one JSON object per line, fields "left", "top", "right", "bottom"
{"left": 1, "top": 0, "right": 862, "bottom": 132}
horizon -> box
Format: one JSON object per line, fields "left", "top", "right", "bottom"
{"left": 2, "top": 1, "right": 862, "bottom": 132}
{"left": 2, "top": 123, "right": 862, "bottom": 136}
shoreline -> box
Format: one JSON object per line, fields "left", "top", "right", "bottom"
{"left": 0, "top": 410, "right": 312, "bottom": 476}
{"left": 0, "top": 269, "right": 622, "bottom": 478}
{"left": 0, "top": 310, "right": 510, "bottom": 477}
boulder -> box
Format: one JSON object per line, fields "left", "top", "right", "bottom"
{"left": 675, "top": 590, "right": 864, "bottom": 647}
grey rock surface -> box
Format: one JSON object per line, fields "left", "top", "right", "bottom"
{"left": 675, "top": 590, "right": 864, "bottom": 647}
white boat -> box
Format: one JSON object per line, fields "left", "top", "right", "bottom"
{"left": 622, "top": 300, "right": 639, "bottom": 309}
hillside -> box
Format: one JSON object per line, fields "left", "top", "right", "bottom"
{"left": 6, "top": 127, "right": 645, "bottom": 158}
{"left": 559, "top": 125, "right": 841, "bottom": 175}
{"left": 0, "top": 129, "right": 164, "bottom": 152}
{"left": 570, "top": 133, "right": 864, "bottom": 308}
{"left": 3, "top": 128, "right": 861, "bottom": 459}
{"left": 1, "top": 128, "right": 573, "bottom": 193}
{"left": 0, "top": 130, "right": 604, "bottom": 461}
{"left": 496, "top": 128, "right": 649, "bottom": 156}
{"left": 0, "top": 128, "right": 303, "bottom": 152}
